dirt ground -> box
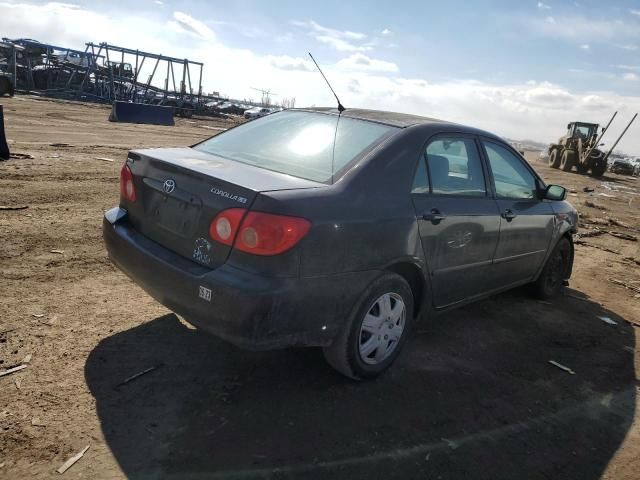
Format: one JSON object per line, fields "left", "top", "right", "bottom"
{"left": 1, "top": 96, "right": 639, "bottom": 479}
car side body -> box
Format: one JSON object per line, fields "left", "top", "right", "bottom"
{"left": 103, "top": 108, "right": 577, "bottom": 376}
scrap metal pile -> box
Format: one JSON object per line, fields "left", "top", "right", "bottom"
{"left": 0, "top": 38, "right": 227, "bottom": 118}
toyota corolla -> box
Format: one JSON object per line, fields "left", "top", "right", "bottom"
{"left": 103, "top": 108, "right": 577, "bottom": 379}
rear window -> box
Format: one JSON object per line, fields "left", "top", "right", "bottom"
{"left": 194, "top": 110, "right": 397, "bottom": 183}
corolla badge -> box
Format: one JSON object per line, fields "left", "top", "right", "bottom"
{"left": 163, "top": 179, "right": 176, "bottom": 194}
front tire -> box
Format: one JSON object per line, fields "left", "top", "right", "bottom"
{"left": 323, "top": 273, "right": 414, "bottom": 380}
{"left": 560, "top": 150, "right": 576, "bottom": 172}
{"left": 532, "top": 237, "right": 572, "bottom": 299}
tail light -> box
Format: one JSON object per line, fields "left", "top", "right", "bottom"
{"left": 120, "top": 164, "right": 136, "bottom": 202}
{"left": 209, "top": 208, "right": 246, "bottom": 246}
{"left": 209, "top": 209, "right": 311, "bottom": 256}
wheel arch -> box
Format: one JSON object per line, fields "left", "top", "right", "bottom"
{"left": 385, "top": 261, "right": 426, "bottom": 318}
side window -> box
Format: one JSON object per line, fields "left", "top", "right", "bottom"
{"left": 424, "top": 137, "right": 486, "bottom": 196}
{"left": 483, "top": 141, "right": 538, "bottom": 199}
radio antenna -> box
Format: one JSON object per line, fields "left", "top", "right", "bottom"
{"left": 308, "top": 52, "right": 345, "bottom": 113}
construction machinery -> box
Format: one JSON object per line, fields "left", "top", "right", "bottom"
{"left": 548, "top": 112, "right": 638, "bottom": 177}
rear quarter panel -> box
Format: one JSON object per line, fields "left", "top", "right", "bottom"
{"left": 234, "top": 126, "right": 438, "bottom": 279}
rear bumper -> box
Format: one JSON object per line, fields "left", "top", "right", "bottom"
{"left": 103, "top": 207, "right": 377, "bottom": 350}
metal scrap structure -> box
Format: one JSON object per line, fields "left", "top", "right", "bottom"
{"left": 1, "top": 38, "right": 211, "bottom": 116}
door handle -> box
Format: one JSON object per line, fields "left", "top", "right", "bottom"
{"left": 501, "top": 209, "right": 517, "bottom": 221}
{"left": 422, "top": 209, "right": 446, "bottom": 223}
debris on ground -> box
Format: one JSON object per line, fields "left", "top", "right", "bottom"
{"left": 14, "top": 378, "right": 21, "bottom": 390}
{"left": 609, "top": 278, "right": 640, "bottom": 296}
{"left": 115, "top": 364, "right": 162, "bottom": 388}
{"left": 32, "top": 313, "right": 45, "bottom": 318}
{"left": 31, "top": 418, "right": 46, "bottom": 427}
{"left": 548, "top": 360, "right": 576, "bottom": 375}
{"left": 598, "top": 316, "right": 617, "bottom": 326}
{"left": 0, "top": 205, "right": 29, "bottom": 210}
{"left": 576, "top": 228, "right": 604, "bottom": 238}
{"left": 95, "top": 157, "right": 115, "bottom": 162}
{"left": 0, "top": 365, "right": 27, "bottom": 378}
{"left": 199, "top": 125, "right": 228, "bottom": 131}
{"left": 50, "top": 143, "right": 73, "bottom": 148}
{"left": 583, "top": 187, "right": 594, "bottom": 192}
{"left": 608, "top": 218, "right": 631, "bottom": 229}
{"left": 50, "top": 249, "right": 64, "bottom": 254}
{"left": 584, "top": 200, "right": 606, "bottom": 210}
{"left": 623, "top": 257, "right": 640, "bottom": 266}
{"left": 573, "top": 240, "right": 619, "bottom": 254}
{"left": 609, "top": 231, "right": 638, "bottom": 242}
{"left": 9, "top": 153, "right": 34, "bottom": 159}
{"left": 56, "top": 445, "right": 90, "bottom": 474}
{"left": 22, "top": 354, "right": 33, "bottom": 364}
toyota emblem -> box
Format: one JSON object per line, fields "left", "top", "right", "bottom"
{"left": 163, "top": 179, "right": 176, "bottom": 194}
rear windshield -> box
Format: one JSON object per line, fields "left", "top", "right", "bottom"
{"left": 194, "top": 110, "right": 397, "bottom": 183}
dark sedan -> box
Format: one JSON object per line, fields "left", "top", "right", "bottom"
{"left": 103, "top": 108, "right": 577, "bottom": 379}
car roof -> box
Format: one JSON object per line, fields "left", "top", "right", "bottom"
{"left": 295, "top": 107, "right": 449, "bottom": 128}
{"left": 292, "top": 107, "right": 505, "bottom": 141}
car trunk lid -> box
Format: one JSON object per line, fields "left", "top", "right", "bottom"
{"left": 124, "top": 147, "right": 322, "bottom": 269}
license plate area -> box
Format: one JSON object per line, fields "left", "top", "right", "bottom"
{"left": 146, "top": 192, "right": 200, "bottom": 237}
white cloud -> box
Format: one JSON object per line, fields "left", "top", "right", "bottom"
{"left": 291, "top": 19, "right": 369, "bottom": 51}
{"left": 630, "top": 9, "right": 640, "bottom": 16}
{"left": 170, "top": 11, "right": 215, "bottom": 41}
{"left": 381, "top": 28, "right": 393, "bottom": 36}
{"left": 267, "top": 55, "right": 314, "bottom": 72}
{"left": 1, "top": 2, "right": 639, "bottom": 154}
{"left": 154, "top": 1, "right": 163, "bottom": 5}
{"left": 617, "top": 44, "right": 638, "bottom": 51}
{"left": 616, "top": 65, "right": 640, "bottom": 71}
{"left": 622, "top": 73, "right": 639, "bottom": 81}
{"left": 335, "top": 53, "right": 398, "bottom": 73}
{"left": 537, "top": 2, "right": 551, "bottom": 10}
{"left": 580, "top": 44, "right": 590, "bottom": 51}
{"left": 314, "top": 35, "right": 372, "bottom": 52}
{"left": 528, "top": 14, "right": 640, "bottom": 41}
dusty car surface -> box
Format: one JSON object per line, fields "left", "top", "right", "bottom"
{"left": 103, "top": 108, "right": 577, "bottom": 379}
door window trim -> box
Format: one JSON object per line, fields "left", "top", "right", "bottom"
{"left": 410, "top": 132, "right": 493, "bottom": 199}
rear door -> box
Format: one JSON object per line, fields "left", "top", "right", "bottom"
{"left": 411, "top": 134, "right": 501, "bottom": 308}
{"left": 479, "top": 139, "right": 555, "bottom": 286}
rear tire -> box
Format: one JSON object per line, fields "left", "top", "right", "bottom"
{"left": 576, "top": 162, "right": 588, "bottom": 174}
{"left": 590, "top": 163, "right": 606, "bottom": 177}
{"left": 560, "top": 150, "right": 576, "bottom": 172}
{"left": 532, "top": 237, "right": 572, "bottom": 300}
{"left": 548, "top": 149, "right": 561, "bottom": 169}
{"left": 323, "top": 273, "right": 414, "bottom": 380}
{"left": 0, "top": 77, "right": 9, "bottom": 97}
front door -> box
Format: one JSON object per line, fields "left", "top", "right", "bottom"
{"left": 480, "top": 139, "right": 555, "bottom": 287}
{"left": 411, "top": 135, "right": 501, "bottom": 308}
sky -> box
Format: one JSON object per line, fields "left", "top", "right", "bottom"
{"left": 1, "top": 0, "right": 640, "bottom": 154}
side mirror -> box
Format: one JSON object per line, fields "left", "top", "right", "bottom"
{"left": 543, "top": 185, "right": 567, "bottom": 201}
